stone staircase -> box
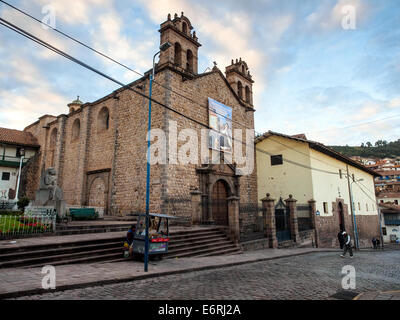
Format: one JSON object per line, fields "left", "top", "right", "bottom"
{"left": 55, "top": 222, "right": 133, "bottom": 236}
{"left": 0, "top": 227, "right": 241, "bottom": 269}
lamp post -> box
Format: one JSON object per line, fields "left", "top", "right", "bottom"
{"left": 349, "top": 178, "right": 363, "bottom": 250}
{"left": 144, "top": 42, "right": 172, "bottom": 272}
{"left": 15, "top": 148, "right": 25, "bottom": 202}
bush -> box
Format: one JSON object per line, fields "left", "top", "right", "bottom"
{"left": 17, "top": 198, "right": 30, "bottom": 211}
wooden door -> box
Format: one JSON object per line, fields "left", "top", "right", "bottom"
{"left": 211, "top": 180, "right": 229, "bottom": 225}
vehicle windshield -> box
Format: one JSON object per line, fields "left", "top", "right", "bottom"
{"left": 134, "top": 215, "right": 168, "bottom": 238}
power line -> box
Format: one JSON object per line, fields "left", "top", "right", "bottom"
{"left": 267, "top": 136, "right": 348, "bottom": 173}
{"left": 353, "top": 180, "right": 378, "bottom": 204}
{"left": 0, "top": 0, "right": 252, "bottom": 132}
{"left": 305, "top": 114, "right": 400, "bottom": 134}
{"left": 0, "top": 0, "right": 144, "bottom": 77}
{"left": 0, "top": 16, "right": 345, "bottom": 177}
{"left": 0, "top": 0, "right": 384, "bottom": 177}
{"left": 4, "top": 0, "right": 397, "bottom": 151}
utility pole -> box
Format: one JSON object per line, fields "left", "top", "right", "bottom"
{"left": 144, "top": 42, "right": 172, "bottom": 273}
{"left": 346, "top": 165, "right": 358, "bottom": 250}
{"left": 376, "top": 202, "right": 385, "bottom": 250}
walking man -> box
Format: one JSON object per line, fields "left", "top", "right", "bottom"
{"left": 340, "top": 231, "right": 353, "bottom": 258}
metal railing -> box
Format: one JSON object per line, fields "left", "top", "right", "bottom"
{"left": 0, "top": 211, "right": 57, "bottom": 239}
{"left": 0, "top": 200, "right": 16, "bottom": 210}
{"left": 297, "top": 204, "right": 313, "bottom": 232}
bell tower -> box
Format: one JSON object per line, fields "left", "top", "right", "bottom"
{"left": 225, "top": 58, "right": 254, "bottom": 106}
{"left": 158, "top": 12, "right": 201, "bottom": 75}
{"left": 67, "top": 96, "right": 83, "bottom": 113}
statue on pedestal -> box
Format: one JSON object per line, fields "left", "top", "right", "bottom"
{"left": 39, "top": 167, "right": 63, "bottom": 204}
{"left": 30, "top": 167, "right": 66, "bottom": 217}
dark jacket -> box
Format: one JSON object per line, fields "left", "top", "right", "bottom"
{"left": 338, "top": 231, "right": 344, "bottom": 248}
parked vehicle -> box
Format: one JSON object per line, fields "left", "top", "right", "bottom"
{"left": 124, "top": 213, "right": 176, "bottom": 260}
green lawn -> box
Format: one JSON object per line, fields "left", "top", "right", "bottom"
{"left": 0, "top": 215, "right": 52, "bottom": 235}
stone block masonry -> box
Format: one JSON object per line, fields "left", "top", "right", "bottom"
{"left": 22, "top": 13, "right": 258, "bottom": 242}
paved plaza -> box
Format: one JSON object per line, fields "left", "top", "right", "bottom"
{"left": 13, "top": 250, "right": 400, "bottom": 300}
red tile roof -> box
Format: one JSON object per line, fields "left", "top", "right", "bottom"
{"left": 376, "top": 170, "right": 400, "bottom": 176}
{"left": 291, "top": 134, "right": 307, "bottom": 140}
{"left": 0, "top": 127, "right": 40, "bottom": 148}
{"left": 379, "top": 203, "right": 400, "bottom": 214}
{"left": 377, "top": 192, "right": 400, "bottom": 199}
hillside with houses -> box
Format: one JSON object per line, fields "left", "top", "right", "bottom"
{"left": 330, "top": 139, "right": 400, "bottom": 159}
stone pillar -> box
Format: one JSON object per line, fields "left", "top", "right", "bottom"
{"left": 261, "top": 193, "right": 278, "bottom": 249}
{"left": 227, "top": 196, "right": 240, "bottom": 244}
{"left": 285, "top": 195, "right": 299, "bottom": 243}
{"left": 55, "top": 115, "right": 67, "bottom": 186}
{"left": 190, "top": 189, "right": 202, "bottom": 225}
{"left": 308, "top": 199, "right": 319, "bottom": 248}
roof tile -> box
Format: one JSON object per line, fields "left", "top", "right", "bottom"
{"left": 0, "top": 127, "right": 39, "bottom": 147}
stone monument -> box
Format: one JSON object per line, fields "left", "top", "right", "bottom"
{"left": 27, "top": 167, "right": 66, "bottom": 217}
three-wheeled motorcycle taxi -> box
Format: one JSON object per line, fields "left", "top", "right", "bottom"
{"left": 124, "top": 213, "right": 176, "bottom": 260}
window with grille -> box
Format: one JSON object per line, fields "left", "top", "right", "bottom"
{"left": 271, "top": 155, "right": 283, "bottom": 166}
{"left": 1, "top": 172, "right": 10, "bottom": 181}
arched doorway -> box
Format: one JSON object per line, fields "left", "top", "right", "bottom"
{"left": 338, "top": 202, "right": 345, "bottom": 231}
{"left": 211, "top": 180, "right": 229, "bottom": 226}
{"left": 88, "top": 177, "right": 106, "bottom": 208}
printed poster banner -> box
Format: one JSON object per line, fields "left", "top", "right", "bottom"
{"left": 208, "top": 98, "right": 232, "bottom": 153}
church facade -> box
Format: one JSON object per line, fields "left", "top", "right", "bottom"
{"left": 23, "top": 14, "right": 258, "bottom": 241}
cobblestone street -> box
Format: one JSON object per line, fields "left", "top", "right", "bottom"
{"left": 16, "top": 250, "right": 400, "bottom": 300}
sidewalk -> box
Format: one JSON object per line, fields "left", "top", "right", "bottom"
{"left": 0, "top": 247, "right": 337, "bottom": 299}
{"left": 354, "top": 290, "right": 400, "bottom": 300}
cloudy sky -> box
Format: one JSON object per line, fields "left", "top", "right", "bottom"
{"left": 0, "top": 0, "right": 399, "bottom": 146}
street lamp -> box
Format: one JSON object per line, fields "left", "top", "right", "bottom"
{"left": 15, "top": 148, "right": 25, "bottom": 202}
{"left": 144, "top": 42, "right": 171, "bottom": 272}
{"left": 349, "top": 178, "right": 363, "bottom": 250}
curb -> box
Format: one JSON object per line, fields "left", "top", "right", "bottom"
{"left": 353, "top": 290, "right": 400, "bottom": 300}
{"left": 0, "top": 249, "right": 334, "bottom": 299}
{"left": 353, "top": 293, "right": 363, "bottom": 300}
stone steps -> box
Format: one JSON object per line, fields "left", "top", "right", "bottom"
{"left": 55, "top": 226, "right": 129, "bottom": 236}
{"left": 54, "top": 222, "right": 133, "bottom": 236}
{"left": 0, "top": 227, "right": 241, "bottom": 268}
{"left": 25, "top": 252, "right": 124, "bottom": 269}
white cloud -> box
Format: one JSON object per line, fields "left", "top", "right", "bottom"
{"left": 0, "top": 54, "right": 68, "bottom": 129}
{"left": 305, "top": 0, "right": 366, "bottom": 33}
{"left": 32, "top": 0, "right": 114, "bottom": 25}
{"left": 352, "top": 101, "right": 381, "bottom": 121}
{"left": 0, "top": 5, "right": 70, "bottom": 60}
{"left": 389, "top": 97, "right": 400, "bottom": 108}
{"left": 92, "top": 10, "right": 155, "bottom": 79}
{"left": 136, "top": 0, "right": 295, "bottom": 111}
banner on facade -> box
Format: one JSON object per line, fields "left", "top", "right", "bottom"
{"left": 208, "top": 98, "right": 232, "bottom": 153}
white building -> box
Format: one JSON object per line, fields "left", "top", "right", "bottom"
{"left": 379, "top": 203, "right": 400, "bottom": 243}
{"left": 0, "top": 127, "right": 39, "bottom": 201}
